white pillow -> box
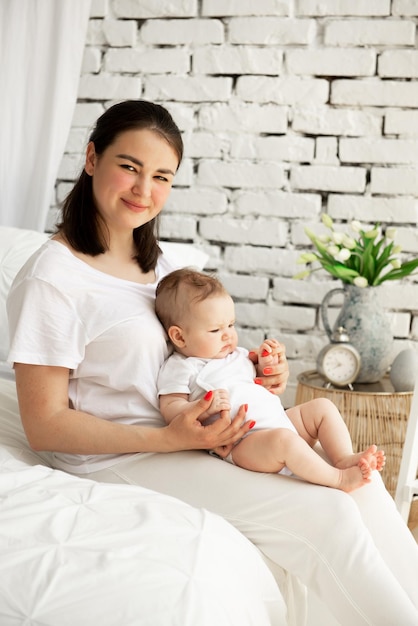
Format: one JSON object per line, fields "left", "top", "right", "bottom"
{"left": 0, "top": 227, "right": 49, "bottom": 369}
{"left": 0, "top": 227, "right": 208, "bottom": 373}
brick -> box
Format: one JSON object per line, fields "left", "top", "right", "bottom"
{"left": 332, "top": 79, "right": 418, "bottom": 107}
{"left": 385, "top": 110, "right": 418, "bottom": 136}
{"left": 183, "top": 131, "right": 225, "bottom": 158}
{"left": 291, "top": 165, "right": 366, "bottom": 192}
{"left": 231, "top": 135, "right": 315, "bottom": 162}
{"left": 292, "top": 106, "right": 382, "bottom": 136}
{"left": 113, "top": 0, "right": 197, "bottom": 18}
{"left": 173, "top": 159, "right": 194, "bottom": 186}
{"left": 165, "top": 104, "right": 196, "bottom": 132}
{"left": 78, "top": 74, "right": 141, "bottom": 100}
{"left": 235, "top": 301, "right": 316, "bottom": 330}
{"left": 82, "top": 47, "right": 101, "bottom": 73}
{"left": 324, "top": 20, "right": 415, "bottom": 46}
{"left": 166, "top": 189, "right": 228, "bottom": 215}
{"left": 380, "top": 282, "right": 418, "bottom": 309}
{"left": 193, "top": 46, "right": 283, "bottom": 76}
{"left": 198, "top": 103, "right": 288, "bottom": 134}
{"left": 202, "top": 0, "right": 289, "bottom": 16}
{"left": 86, "top": 19, "right": 106, "bottom": 45}
{"left": 397, "top": 226, "right": 418, "bottom": 253}
{"left": 197, "top": 160, "right": 286, "bottom": 189}
{"left": 392, "top": 312, "right": 412, "bottom": 338}
{"left": 224, "top": 245, "right": 300, "bottom": 277}
{"left": 103, "top": 19, "right": 137, "bottom": 46}
{"left": 234, "top": 191, "right": 321, "bottom": 218}
{"left": 339, "top": 138, "right": 418, "bottom": 164}
{"left": 64, "top": 128, "right": 89, "bottom": 153}
{"left": 328, "top": 194, "right": 418, "bottom": 224}
{"left": 199, "top": 217, "right": 288, "bottom": 246}
{"left": 229, "top": 17, "right": 315, "bottom": 45}
{"left": 314, "top": 137, "right": 339, "bottom": 165}
{"left": 378, "top": 50, "right": 418, "bottom": 78}
{"left": 371, "top": 167, "right": 418, "bottom": 195}
{"left": 159, "top": 215, "right": 197, "bottom": 240}
{"left": 90, "top": 0, "right": 108, "bottom": 18}
{"left": 237, "top": 76, "right": 329, "bottom": 105}
{"left": 71, "top": 103, "right": 104, "bottom": 127}
{"left": 286, "top": 48, "right": 375, "bottom": 76}
{"left": 141, "top": 19, "right": 223, "bottom": 44}
{"left": 217, "top": 272, "right": 269, "bottom": 300}
{"left": 296, "top": 0, "right": 390, "bottom": 16}
{"left": 105, "top": 48, "right": 190, "bottom": 74}
{"left": 145, "top": 75, "right": 232, "bottom": 102}
{"left": 57, "top": 154, "right": 85, "bottom": 181}
{"left": 393, "top": 0, "right": 418, "bottom": 16}
{"left": 272, "top": 277, "right": 333, "bottom": 306}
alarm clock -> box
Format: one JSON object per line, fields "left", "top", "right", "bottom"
{"left": 316, "top": 326, "right": 361, "bottom": 388}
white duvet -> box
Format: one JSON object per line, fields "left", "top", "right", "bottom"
{"left": 0, "top": 378, "right": 286, "bottom": 626}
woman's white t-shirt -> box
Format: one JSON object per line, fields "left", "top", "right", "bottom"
{"left": 7, "top": 239, "right": 176, "bottom": 473}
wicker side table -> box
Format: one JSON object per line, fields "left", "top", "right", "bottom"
{"left": 295, "top": 371, "right": 413, "bottom": 497}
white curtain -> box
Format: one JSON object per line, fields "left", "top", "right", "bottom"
{"left": 0, "top": 0, "right": 91, "bottom": 231}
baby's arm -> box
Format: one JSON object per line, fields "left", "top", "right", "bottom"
{"left": 160, "top": 389, "right": 231, "bottom": 425}
{"left": 257, "top": 338, "right": 280, "bottom": 369}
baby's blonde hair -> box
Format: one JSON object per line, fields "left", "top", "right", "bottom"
{"left": 155, "top": 268, "right": 227, "bottom": 331}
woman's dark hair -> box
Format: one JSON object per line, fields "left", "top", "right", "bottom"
{"left": 56, "top": 100, "right": 183, "bottom": 272}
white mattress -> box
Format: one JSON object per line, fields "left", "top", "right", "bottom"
{"left": 0, "top": 377, "right": 286, "bottom": 625}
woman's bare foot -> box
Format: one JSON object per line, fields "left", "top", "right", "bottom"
{"left": 336, "top": 445, "right": 386, "bottom": 472}
{"left": 336, "top": 460, "right": 372, "bottom": 493}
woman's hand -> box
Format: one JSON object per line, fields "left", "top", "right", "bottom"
{"left": 165, "top": 392, "right": 252, "bottom": 453}
{"left": 249, "top": 340, "right": 289, "bottom": 396}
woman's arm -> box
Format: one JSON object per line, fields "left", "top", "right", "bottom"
{"left": 15, "top": 363, "right": 249, "bottom": 455}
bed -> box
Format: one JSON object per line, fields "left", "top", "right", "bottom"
{"left": 0, "top": 226, "right": 288, "bottom": 625}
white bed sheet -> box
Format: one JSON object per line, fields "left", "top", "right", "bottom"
{"left": 0, "top": 377, "right": 286, "bottom": 626}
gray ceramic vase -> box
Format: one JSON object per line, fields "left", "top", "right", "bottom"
{"left": 320, "top": 284, "right": 393, "bottom": 383}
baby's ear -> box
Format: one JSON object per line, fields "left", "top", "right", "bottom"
{"left": 168, "top": 325, "right": 186, "bottom": 348}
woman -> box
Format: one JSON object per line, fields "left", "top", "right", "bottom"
{"left": 7, "top": 100, "right": 418, "bottom": 625}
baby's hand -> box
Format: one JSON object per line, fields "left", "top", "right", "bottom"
{"left": 258, "top": 339, "right": 280, "bottom": 368}
{"left": 199, "top": 389, "right": 231, "bottom": 421}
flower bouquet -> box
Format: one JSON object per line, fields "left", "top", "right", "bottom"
{"left": 295, "top": 214, "right": 418, "bottom": 287}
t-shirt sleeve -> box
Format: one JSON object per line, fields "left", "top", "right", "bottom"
{"left": 157, "top": 355, "right": 194, "bottom": 396}
{"left": 7, "top": 276, "right": 87, "bottom": 369}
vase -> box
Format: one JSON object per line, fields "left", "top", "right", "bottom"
{"left": 320, "top": 284, "right": 393, "bottom": 383}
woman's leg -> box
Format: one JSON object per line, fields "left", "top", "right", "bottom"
{"left": 84, "top": 450, "right": 418, "bottom": 626}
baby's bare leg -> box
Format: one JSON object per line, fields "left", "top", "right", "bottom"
{"left": 231, "top": 428, "right": 371, "bottom": 492}
{"left": 286, "top": 398, "right": 385, "bottom": 472}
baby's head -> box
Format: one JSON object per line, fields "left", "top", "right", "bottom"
{"left": 155, "top": 268, "right": 238, "bottom": 359}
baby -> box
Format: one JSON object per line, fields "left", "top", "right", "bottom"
{"left": 155, "top": 268, "right": 385, "bottom": 492}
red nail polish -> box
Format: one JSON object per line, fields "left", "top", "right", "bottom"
{"left": 244, "top": 404, "right": 248, "bottom": 412}
{"left": 261, "top": 349, "right": 269, "bottom": 357}
{"left": 204, "top": 390, "right": 213, "bottom": 401}
{"left": 254, "top": 378, "right": 262, "bottom": 385}
{"left": 249, "top": 421, "right": 256, "bottom": 429}
{"left": 263, "top": 367, "right": 273, "bottom": 375}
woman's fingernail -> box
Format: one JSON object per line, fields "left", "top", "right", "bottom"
{"left": 254, "top": 378, "right": 262, "bottom": 385}
{"left": 261, "top": 349, "right": 269, "bottom": 357}
{"left": 204, "top": 391, "right": 213, "bottom": 401}
{"left": 249, "top": 421, "right": 256, "bottom": 429}
{"left": 263, "top": 367, "right": 273, "bottom": 375}
{"left": 244, "top": 404, "right": 248, "bottom": 412}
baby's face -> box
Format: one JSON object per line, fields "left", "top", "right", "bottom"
{"left": 180, "top": 294, "right": 238, "bottom": 359}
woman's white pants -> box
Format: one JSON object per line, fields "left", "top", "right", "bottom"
{"left": 84, "top": 450, "right": 418, "bottom": 626}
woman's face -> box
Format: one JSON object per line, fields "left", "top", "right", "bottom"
{"left": 85, "top": 128, "right": 179, "bottom": 235}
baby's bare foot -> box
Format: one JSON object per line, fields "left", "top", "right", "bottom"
{"left": 337, "top": 460, "right": 372, "bottom": 493}
{"left": 336, "top": 445, "right": 385, "bottom": 472}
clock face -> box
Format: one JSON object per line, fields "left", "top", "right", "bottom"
{"left": 319, "top": 345, "right": 361, "bottom": 386}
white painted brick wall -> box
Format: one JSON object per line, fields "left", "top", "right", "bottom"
{"left": 53, "top": 1, "right": 418, "bottom": 405}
